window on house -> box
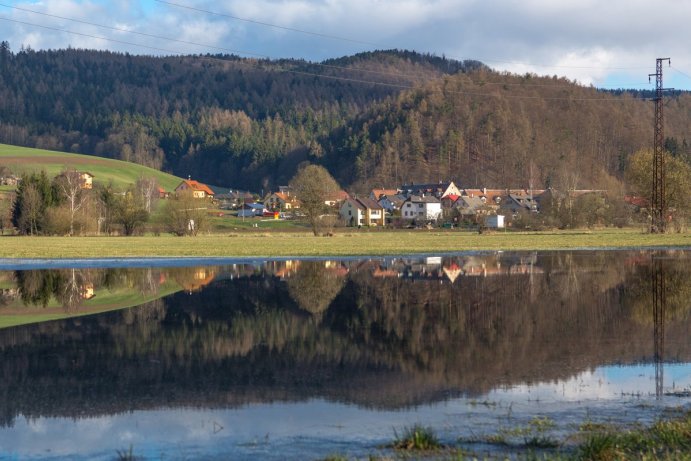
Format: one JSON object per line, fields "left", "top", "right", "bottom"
{"left": 418, "top": 203, "right": 423, "bottom": 208}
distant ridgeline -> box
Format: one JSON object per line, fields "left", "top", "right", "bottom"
{"left": 0, "top": 43, "right": 689, "bottom": 193}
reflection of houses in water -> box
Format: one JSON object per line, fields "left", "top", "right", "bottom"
{"left": 324, "top": 260, "right": 349, "bottom": 277}
{"left": 368, "top": 253, "right": 543, "bottom": 283}
{"left": 81, "top": 283, "right": 95, "bottom": 300}
{"left": 179, "top": 268, "right": 217, "bottom": 293}
{"left": 442, "top": 263, "right": 462, "bottom": 283}
{"left": 266, "top": 260, "right": 302, "bottom": 279}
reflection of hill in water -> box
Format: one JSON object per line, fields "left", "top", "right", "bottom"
{"left": 0, "top": 250, "right": 690, "bottom": 426}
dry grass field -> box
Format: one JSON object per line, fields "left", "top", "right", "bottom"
{"left": 0, "top": 228, "right": 688, "bottom": 259}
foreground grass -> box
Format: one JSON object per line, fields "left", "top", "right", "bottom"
{"left": 0, "top": 228, "right": 689, "bottom": 259}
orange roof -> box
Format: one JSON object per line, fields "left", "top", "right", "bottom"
{"left": 273, "top": 192, "right": 298, "bottom": 202}
{"left": 371, "top": 188, "right": 398, "bottom": 199}
{"left": 325, "top": 190, "right": 350, "bottom": 202}
{"left": 178, "top": 180, "right": 214, "bottom": 196}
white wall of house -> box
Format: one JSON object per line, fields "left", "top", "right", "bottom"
{"left": 339, "top": 200, "right": 363, "bottom": 226}
{"left": 401, "top": 200, "right": 442, "bottom": 221}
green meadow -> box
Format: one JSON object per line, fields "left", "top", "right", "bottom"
{"left": 0, "top": 143, "right": 183, "bottom": 191}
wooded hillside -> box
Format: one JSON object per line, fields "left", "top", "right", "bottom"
{"left": 0, "top": 42, "right": 689, "bottom": 193}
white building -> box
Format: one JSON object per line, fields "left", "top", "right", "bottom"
{"left": 401, "top": 195, "right": 442, "bottom": 222}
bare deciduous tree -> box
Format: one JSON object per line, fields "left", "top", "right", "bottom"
{"left": 136, "top": 176, "right": 158, "bottom": 213}
{"left": 56, "top": 169, "right": 86, "bottom": 236}
{"left": 289, "top": 164, "right": 341, "bottom": 236}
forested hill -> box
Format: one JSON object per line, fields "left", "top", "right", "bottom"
{"left": 320, "top": 70, "right": 691, "bottom": 191}
{"left": 0, "top": 44, "right": 479, "bottom": 189}
{"left": 0, "top": 42, "right": 689, "bottom": 192}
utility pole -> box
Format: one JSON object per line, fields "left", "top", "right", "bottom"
{"left": 648, "top": 58, "right": 671, "bottom": 233}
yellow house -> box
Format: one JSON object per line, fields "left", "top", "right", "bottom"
{"left": 79, "top": 172, "right": 94, "bottom": 189}
{"left": 175, "top": 179, "right": 215, "bottom": 198}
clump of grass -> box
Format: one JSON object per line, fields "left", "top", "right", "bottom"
{"left": 116, "top": 444, "right": 136, "bottom": 461}
{"left": 574, "top": 412, "right": 691, "bottom": 460}
{"left": 524, "top": 435, "right": 560, "bottom": 449}
{"left": 392, "top": 424, "right": 442, "bottom": 451}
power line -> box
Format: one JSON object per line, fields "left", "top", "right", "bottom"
{"left": 154, "top": 0, "right": 380, "bottom": 47}
{"left": 155, "top": 0, "right": 651, "bottom": 71}
{"left": 0, "top": 3, "right": 452, "bottom": 83}
{"left": 0, "top": 5, "right": 654, "bottom": 91}
{"left": 671, "top": 66, "right": 691, "bottom": 82}
{"left": 0, "top": 15, "right": 655, "bottom": 102}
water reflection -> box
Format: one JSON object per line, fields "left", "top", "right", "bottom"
{"left": 0, "top": 250, "right": 690, "bottom": 457}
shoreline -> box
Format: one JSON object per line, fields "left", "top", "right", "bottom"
{"left": 1, "top": 243, "right": 691, "bottom": 270}
{"left": 0, "top": 229, "right": 689, "bottom": 259}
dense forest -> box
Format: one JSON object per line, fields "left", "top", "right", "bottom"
{"left": 0, "top": 42, "right": 689, "bottom": 192}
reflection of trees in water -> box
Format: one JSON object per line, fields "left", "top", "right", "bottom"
{"left": 622, "top": 253, "right": 691, "bottom": 324}
{"left": 11, "top": 267, "right": 169, "bottom": 311}
{"left": 1, "top": 251, "right": 691, "bottom": 424}
{"left": 286, "top": 261, "right": 347, "bottom": 315}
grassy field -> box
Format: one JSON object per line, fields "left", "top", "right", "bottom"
{"left": 0, "top": 143, "right": 183, "bottom": 191}
{"left": 0, "top": 228, "right": 688, "bottom": 259}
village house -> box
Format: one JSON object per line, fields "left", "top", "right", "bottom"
{"left": 501, "top": 190, "right": 542, "bottom": 214}
{"left": 174, "top": 179, "right": 215, "bottom": 199}
{"left": 399, "top": 181, "right": 461, "bottom": 199}
{"left": 265, "top": 191, "right": 301, "bottom": 211}
{"left": 215, "top": 189, "right": 254, "bottom": 209}
{"left": 157, "top": 187, "right": 169, "bottom": 199}
{"left": 237, "top": 202, "right": 267, "bottom": 217}
{"left": 324, "top": 190, "right": 350, "bottom": 208}
{"left": 369, "top": 188, "right": 399, "bottom": 201}
{"left": 79, "top": 172, "right": 94, "bottom": 189}
{"left": 339, "top": 197, "right": 385, "bottom": 226}
{"left": 401, "top": 195, "right": 442, "bottom": 222}
{"left": 377, "top": 193, "right": 406, "bottom": 213}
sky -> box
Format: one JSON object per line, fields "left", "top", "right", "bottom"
{"left": 1, "top": 0, "right": 691, "bottom": 90}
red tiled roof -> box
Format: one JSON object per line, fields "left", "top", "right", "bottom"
{"left": 371, "top": 188, "right": 398, "bottom": 199}
{"left": 178, "top": 180, "right": 215, "bottom": 196}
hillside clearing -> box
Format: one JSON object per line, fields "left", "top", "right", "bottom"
{"left": 0, "top": 144, "right": 182, "bottom": 191}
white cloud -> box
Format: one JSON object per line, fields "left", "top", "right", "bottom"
{"left": 1, "top": 0, "right": 690, "bottom": 88}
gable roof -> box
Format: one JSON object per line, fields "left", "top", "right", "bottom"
{"left": 343, "top": 197, "right": 383, "bottom": 211}
{"left": 405, "top": 194, "right": 441, "bottom": 204}
{"left": 370, "top": 188, "right": 398, "bottom": 200}
{"left": 356, "top": 196, "right": 383, "bottom": 210}
{"left": 326, "top": 190, "right": 350, "bottom": 202}
{"left": 177, "top": 179, "right": 215, "bottom": 196}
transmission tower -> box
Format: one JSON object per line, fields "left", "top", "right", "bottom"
{"left": 649, "top": 58, "right": 671, "bottom": 233}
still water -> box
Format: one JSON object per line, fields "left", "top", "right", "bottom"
{"left": 0, "top": 250, "right": 690, "bottom": 460}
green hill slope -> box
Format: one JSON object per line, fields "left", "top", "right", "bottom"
{"left": 0, "top": 144, "right": 182, "bottom": 191}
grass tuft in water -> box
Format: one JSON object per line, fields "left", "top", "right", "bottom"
{"left": 392, "top": 424, "right": 442, "bottom": 451}
{"left": 575, "top": 412, "right": 691, "bottom": 460}
{"left": 116, "top": 444, "right": 136, "bottom": 461}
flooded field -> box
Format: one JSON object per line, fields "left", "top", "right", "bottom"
{"left": 0, "top": 249, "right": 690, "bottom": 460}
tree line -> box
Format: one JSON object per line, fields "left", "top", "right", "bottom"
{"left": 10, "top": 169, "right": 212, "bottom": 236}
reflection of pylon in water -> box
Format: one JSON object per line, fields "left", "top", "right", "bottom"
{"left": 652, "top": 256, "right": 666, "bottom": 398}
